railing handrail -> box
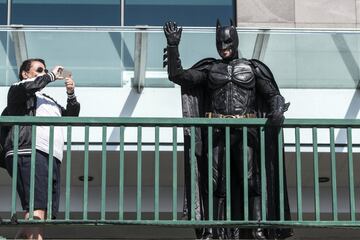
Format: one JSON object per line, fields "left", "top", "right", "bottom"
{"left": 1, "top": 116, "right": 360, "bottom": 127}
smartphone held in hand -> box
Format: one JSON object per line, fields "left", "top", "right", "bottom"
{"left": 57, "top": 68, "right": 72, "bottom": 79}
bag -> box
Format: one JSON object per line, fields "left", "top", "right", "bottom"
{"left": 0, "top": 107, "right": 9, "bottom": 169}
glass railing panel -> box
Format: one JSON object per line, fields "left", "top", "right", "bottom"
{"left": 143, "top": 30, "right": 258, "bottom": 88}
{"left": 142, "top": 31, "right": 169, "bottom": 87}
{"left": 261, "top": 33, "right": 297, "bottom": 87}
{"left": 144, "top": 30, "right": 218, "bottom": 88}
{"left": 24, "top": 31, "right": 135, "bottom": 87}
{"left": 263, "top": 31, "right": 360, "bottom": 88}
{"left": 179, "top": 31, "right": 219, "bottom": 66}
{"left": 1, "top": 28, "right": 360, "bottom": 88}
{"left": 238, "top": 32, "right": 258, "bottom": 59}
{"left": 145, "top": 29, "right": 360, "bottom": 89}
{"left": 295, "top": 33, "right": 359, "bottom": 88}
{"left": 0, "top": 32, "right": 18, "bottom": 86}
{"left": 120, "top": 32, "right": 135, "bottom": 71}
{"left": 0, "top": 31, "right": 7, "bottom": 85}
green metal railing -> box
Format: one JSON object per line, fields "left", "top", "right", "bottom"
{"left": 0, "top": 116, "right": 359, "bottom": 229}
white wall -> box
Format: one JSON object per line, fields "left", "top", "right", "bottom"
{"left": 1, "top": 87, "right": 359, "bottom": 147}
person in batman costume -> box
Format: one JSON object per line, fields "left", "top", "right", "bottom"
{"left": 163, "top": 20, "right": 293, "bottom": 239}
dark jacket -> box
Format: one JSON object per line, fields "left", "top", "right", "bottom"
{"left": 0, "top": 107, "right": 9, "bottom": 168}
{"left": 4, "top": 72, "right": 80, "bottom": 157}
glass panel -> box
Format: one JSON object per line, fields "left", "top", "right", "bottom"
{"left": 11, "top": 0, "right": 120, "bottom": 26}
{"left": 144, "top": 30, "right": 219, "bottom": 87}
{"left": 125, "top": 0, "right": 234, "bottom": 26}
{"left": 263, "top": 32, "right": 360, "bottom": 88}
{"left": 24, "top": 31, "right": 132, "bottom": 87}
{"left": 0, "top": 32, "right": 18, "bottom": 86}
{"left": 146, "top": 30, "right": 360, "bottom": 89}
{"left": 236, "top": 32, "right": 258, "bottom": 59}
{"left": 1, "top": 28, "right": 360, "bottom": 89}
{"left": 0, "top": 0, "right": 6, "bottom": 24}
{"left": 0, "top": 32, "right": 7, "bottom": 86}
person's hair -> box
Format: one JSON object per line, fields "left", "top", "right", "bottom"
{"left": 18, "top": 58, "right": 46, "bottom": 80}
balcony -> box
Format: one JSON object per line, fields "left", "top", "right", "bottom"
{"left": 1, "top": 25, "right": 360, "bottom": 238}
{"left": 0, "top": 116, "right": 359, "bottom": 239}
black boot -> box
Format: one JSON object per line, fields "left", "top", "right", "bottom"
{"left": 250, "top": 197, "right": 267, "bottom": 240}
{"left": 252, "top": 227, "right": 267, "bottom": 240}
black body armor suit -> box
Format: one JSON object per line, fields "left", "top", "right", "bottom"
{"left": 209, "top": 59, "right": 257, "bottom": 116}
{"left": 163, "top": 20, "right": 292, "bottom": 240}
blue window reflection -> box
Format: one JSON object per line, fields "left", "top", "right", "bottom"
{"left": 9, "top": 0, "right": 234, "bottom": 26}
{"left": 0, "top": 0, "right": 6, "bottom": 24}
{"left": 11, "top": 0, "right": 120, "bottom": 26}
{"left": 125, "top": 0, "right": 234, "bottom": 26}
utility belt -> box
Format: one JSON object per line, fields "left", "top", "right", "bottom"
{"left": 205, "top": 112, "right": 257, "bottom": 119}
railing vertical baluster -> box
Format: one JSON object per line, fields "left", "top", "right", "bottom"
{"left": 190, "top": 126, "right": 196, "bottom": 221}
{"left": 347, "top": 127, "right": 356, "bottom": 221}
{"left": 83, "top": 126, "right": 90, "bottom": 220}
{"left": 29, "top": 125, "right": 37, "bottom": 220}
{"left": 47, "top": 125, "right": 55, "bottom": 221}
{"left": 330, "top": 127, "right": 338, "bottom": 221}
{"left": 278, "top": 127, "right": 284, "bottom": 221}
{"left": 312, "top": 127, "right": 320, "bottom": 221}
{"left": 11, "top": 125, "right": 19, "bottom": 217}
{"left": 295, "top": 127, "right": 302, "bottom": 221}
{"left": 3, "top": 116, "right": 360, "bottom": 227}
{"left": 260, "top": 126, "right": 266, "bottom": 221}
{"left": 65, "top": 125, "right": 72, "bottom": 220}
{"left": 243, "top": 126, "right": 248, "bottom": 221}
{"left": 225, "top": 126, "right": 231, "bottom": 221}
{"left": 208, "top": 126, "right": 213, "bottom": 221}
{"left": 119, "top": 126, "right": 125, "bottom": 220}
{"left": 172, "top": 127, "right": 178, "bottom": 220}
{"left": 154, "top": 126, "right": 160, "bottom": 221}
{"left": 101, "top": 126, "right": 107, "bottom": 221}
{"left": 137, "top": 126, "right": 142, "bottom": 220}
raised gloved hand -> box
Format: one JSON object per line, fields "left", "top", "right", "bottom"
{"left": 163, "top": 21, "right": 182, "bottom": 46}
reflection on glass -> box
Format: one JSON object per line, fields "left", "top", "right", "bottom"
{"left": 0, "top": 32, "right": 18, "bottom": 86}
{"left": 263, "top": 33, "right": 360, "bottom": 88}
{"left": 125, "top": 0, "right": 234, "bottom": 26}
{"left": 0, "top": 0, "right": 6, "bottom": 24}
{"left": 0, "top": 29, "right": 360, "bottom": 89}
{"left": 24, "top": 31, "right": 131, "bottom": 87}
{"left": 11, "top": 0, "right": 120, "bottom": 25}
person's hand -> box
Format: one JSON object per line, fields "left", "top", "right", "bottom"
{"left": 163, "top": 21, "right": 182, "bottom": 46}
{"left": 51, "top": 66, "right": 64, "bottom": 79}
{"left": 267, "top": 110, "right": 285, "bottom": 126}
{"left": 65, "top": 77, "right": 75, "bottom": 94}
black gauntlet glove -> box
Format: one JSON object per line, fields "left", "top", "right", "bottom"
{"left": 163, "top": 21, "right": 184, "bottom": 79}
{"left": 268, "top": 95, "right": 290, "bottom": 126}
{"left": 163, "top": 21, "right": 182, "bottom": 46}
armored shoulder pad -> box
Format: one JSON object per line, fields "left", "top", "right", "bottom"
{"left": 250, "top": 59, "right": 279, "bottom": 90}
{"left": 191, "top": 58, "right": 217, "bottom": 71}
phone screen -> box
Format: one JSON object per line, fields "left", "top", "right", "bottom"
{"left": 58, "top": 69, "right": 72, "bottom": 79}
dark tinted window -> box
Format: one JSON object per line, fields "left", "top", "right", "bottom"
{"left": 11, "top": 0, "right": 120, "bottom": 26}
{"left": 0, "top": 0, "right": 6, "bottom": 24}
{"left": 125, "top": 0, "right": 234, "bottom": 26}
